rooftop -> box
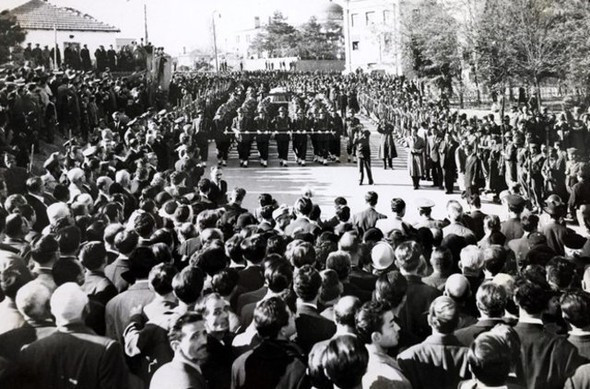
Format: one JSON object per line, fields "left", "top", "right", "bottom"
{"left": 11, "top": 0, "right": 120, "bottom": 33}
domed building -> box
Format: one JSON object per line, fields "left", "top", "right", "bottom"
{"left": 315, "top": 0, "right": 344, "bottom": 24}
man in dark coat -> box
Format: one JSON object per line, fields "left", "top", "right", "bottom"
{"left": 231, "top": 297, "right": 308, "bottom": 389}
{"left": 354, "top": 129, "right": 374, "bottom": 185}
{"left": 513, "top": 279, "right": 585, "bottom": 389}
{"left": 94, "top": 45, "right": 107, "bottom": 72}
{"left": 293, "top": 265, "right": 336, "bottom": 355}
{"left": 377, "top": 119, "right": 397, "bottom": 170}
{"left": 398, "top": 296, "right": 470, "bottom": 389}
{"left": 18, "top": 283, "right": 129, "bottom": 389}
{"left": 80, "top": 44, "right": 92, "bottom": 70}
{"left": 24, "top": 176, "right": 50, "bottom": 233}
{"left": 107, "top": 45, "right": 117, "bottom": 70}
{"left": 351, "top": 191, "right": 386, "bottom": 234}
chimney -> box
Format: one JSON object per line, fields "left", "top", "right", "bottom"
{"left": 254, "top": 16, "right": 260, "bottom": 29}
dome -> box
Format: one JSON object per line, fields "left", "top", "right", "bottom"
{"left": 317, "top": 1, "right": 343, "bottom": 23}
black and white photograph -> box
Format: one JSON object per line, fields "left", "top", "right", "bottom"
{"left": 0, "top": 0, "right": 590, "bottom": 388}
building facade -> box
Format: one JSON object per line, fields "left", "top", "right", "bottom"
{"left": 338, "top": 0, "right": 403, "bottom": 74}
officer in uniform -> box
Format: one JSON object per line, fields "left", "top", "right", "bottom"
{"left": 213, "top": 102, "right": 232, "bottom": 166}
{"left": 232, "top": 107, "right": 252, "bottom": 167}
{"left": 314, "top": 109, "right": 331, "bottom": 165}
{"left": 329, "top": 110, "right": 343, "bottom": 162}
{"left": 254, "top": 108, "right": 271, "bottom": 167}
{"left": 414, "top": 198, "right": 444, "bottom": 229}
{"left": 193, "top": 109, "right": 210, "bottom": 167}
{"left": 291, "top": 108, "right": 308, "bottom": 165}
{"left": 529, "top": 143, "right": 546, "bottom": 211}
{"left": 273, "top": 106, "right": 291, "bottom": 167}
{"left": 345, "top": 109, "right": 361, "bottom": 162}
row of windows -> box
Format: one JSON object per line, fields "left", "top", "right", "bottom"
{"left": 235, "top": 35, "right": 251, "bottom": 44}
{"left": 351, "top": 10, "right": 392, "bottom": 27}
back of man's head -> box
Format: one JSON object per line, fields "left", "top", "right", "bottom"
{"left": 56, "top": 225, "right": 81, "bottom": 255}
{"left": 430, "top": 247, "right": 453, "bottom": 275}
{"left": 482, "top": 245, "right": 507, "bottom": 277}
{"left": 428, "top": 296, "right": 459, "bottom": 334}
{"left": 355, "top": 300, "right": 391, "bottom": 344}
{"left": 468, "top": 332, "right": 512, "bottom": 387}
{"left": 31, "top": 234, "right": 60, "bottom": 266}
{"left": 447, "top": 200, "right": 463, "bottom": 222}
{"left": 514, "top": 278, "right": 550, "bottom": 315}
{"left": 326, "top": 251, "right": 352, "bottom": 282}
{"left": 50, "top": 283, "right": 88, "bottom": 327}
{"left": 459, "top": 245, "right": 483, "bottom": 276}
{"left": 374, "top": 270, "right": 407, "bottom": 309}
{"left": 265, "top": 258, "right": 293, "bottom": 293}
{"left": 128, "top": 246, "right": 160, "bottom": 281}
{"left": 253, "top": 296, "right": 290, "bottom": 340}
{"left": 476, "top": 281, "right": 507, "bottom": 318}
{"left": 173, "top": 266, "right": 205, "bottom": 305}
{"left": 16, "top": 282, "right": 53, "bottom": 323}
{"left": 285, "top": 240, "right": 316, "bottom": 268}
{"left": 334, "top": 296, "right": 361, "bottom": 328}
{"left": 149, "top": 263, "right": 177, "bottom": 296}
{"left": 323, "top": 335, "right": 368, "bottom": 389}
{"left": 294, "top": 264, "right": 321, "bottom": 302}
{"left": 394, "top": 241, "right": 422, "bottom": 273}
{"left": 365, "top": 191, "right": 378, "bottom": 207}
{"left": 444, "top": 274, "right": 471, "bottom": 304}
{"left": 79, "top": 242, "right": 107, "bottom": 271}
{"left": 240, "top": 234, "right": 267, "bottom": 265}
{"left": 560, "top": 290, "right": 590, "bottom": 329}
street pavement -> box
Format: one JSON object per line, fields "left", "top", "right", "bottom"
{"left": 213, "top": 115, "right": 506, "bottom": 224}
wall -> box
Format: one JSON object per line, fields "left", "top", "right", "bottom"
{"left": 23, "top": 29, "right": 119, "bottom": 64}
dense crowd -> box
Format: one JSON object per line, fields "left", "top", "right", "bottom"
{"left": 15, "top": 40, "right": 163, "bottom": 72}
{"left": 0, "top": 67, "right": 589, "bottom": 389}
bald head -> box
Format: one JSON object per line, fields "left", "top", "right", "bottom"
{"left": 334, "top": 296, "right": 361, "bottom": 328}
{"left": 16, "top": 282, "right": 53, "bottom": 323}
{"left": 445, "top": 273, "right": 471, "bottom": 303}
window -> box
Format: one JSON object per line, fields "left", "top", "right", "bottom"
{"left": 352, "top": 41, "right": 359, "bottom": 51}
{"left": 236, "top": 35, "right": 240, "bottom": 44}
{"left": 366, "top": 11, "right": 375, "bottom": 25}
{"left": 351, "top": 13, "right": 358, "bottom": 27}
{"left": 383, "top": 10, "right": 392, "bottom": 24}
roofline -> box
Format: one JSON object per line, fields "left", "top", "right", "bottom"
{"left": 21, "top": 27, "right": 121, "bottom": 33}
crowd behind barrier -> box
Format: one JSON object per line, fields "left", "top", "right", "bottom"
{"left": 0, "top": 65, "right": 588, "bottom": 389}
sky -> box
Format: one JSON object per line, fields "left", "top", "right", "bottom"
{"left": 41, "top": 0, "right": 330, "bottom": 56}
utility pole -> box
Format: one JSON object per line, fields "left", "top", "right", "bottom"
{"left": 212, "top": 11, "right": 220, "bottom": 74}
{"left": 144, "top": 2, "right": 149, "bottom": 44}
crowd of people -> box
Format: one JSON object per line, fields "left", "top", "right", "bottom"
{"left": 0, "top": 65, "right": 589, "bottom": 388}
{"left": 15, "top": 40, "right": 162, "bottom": 73}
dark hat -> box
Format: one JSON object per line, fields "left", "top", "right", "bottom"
{"left": 544, "top": 201, "right": 566, "bottom": 217}
{"left": 528, "top": 232, "right": 547, "bottom": 247}
{"left": 562, "top": 233, "right": 587, "bottom": 250}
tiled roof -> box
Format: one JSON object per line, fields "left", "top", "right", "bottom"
{"left": 11, "top": 0, "right": 120, "bottom": 33}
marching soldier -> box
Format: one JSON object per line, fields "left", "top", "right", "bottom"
{"left": 232, "top": 107, "right": 252, "bottom": 167}
{"left": 254, "top": 108, "right": 271, "bottom": 167}
{"left": 273, "top": 106, "right": 291, "bottom": 167}
{"left": 213, "top": 102, "right": 232, "bottom": 166}
{"left": 314, "top": 109, "right": 331, "bottom": 165}
{"left": 291, "top": 108, "right": 308, "bottom": 166}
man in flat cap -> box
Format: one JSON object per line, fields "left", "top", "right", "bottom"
{"left": 414, "top": 198, "right": 444, "bottom": 229}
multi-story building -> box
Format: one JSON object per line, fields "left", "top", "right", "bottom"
{"left": 338, "top": 0, "right": 403, "bottom": 74}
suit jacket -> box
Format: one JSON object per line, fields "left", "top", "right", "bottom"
{"left": 237, "top": 266, "right": 264, "bottom": 294}
{"left": 236, "top": 287, "right": 267, "bottom": 316}
{"left": 399, "top": 275, "right": 441, "bottom": 341}
{"left": 0, "top": 323, "right": 56, "bottom": 361}
{"left": 231, "top": 339, "right": 308, "bottom": 389}
{"left": 295, "top": 303, "right": 336, "bottom": 354}
{"left": 568, "top": 333, "right": 590, "bottom": 360}
{"left": 150, "top": 355, "right": 208, "bottom": 389}
{"left": 351, "top": 207, "right": 387, "bottom": 234}
{"left": 24, "top": 194, "right": 49, "bottom": 233}
{"left": 540, "top": 220, "right": 571, "bottom": 256}
{"left": 18, "top": 324, "right": 129, "bottom": 389}
{"left": 398, "top": 333, "right": 470, "bottom": 389}
{"left": 454, "top": 318, "right": 507, "bottom": 347}
{"left": 501, "top": 218, "right": 524, "bottom": 242}
{"left": 105, "top": 280, "right": 154, "bottom": 342}
{"left": 466, "top": 210, "right": 486, "bottom": 241}
{"left": 104, "top": 255, "right": 131, "bottom": 293}
{"left": 284, "top": 217, "right": 320, "bottom": 237}
{"left": 508, "top": 236, "right": 530, "bottom": 269}
{"left": 83, "top": 271, "right": 118, "bottom": 307}
{"left": 514, "top": 322, "right": 586, "bottom": 389}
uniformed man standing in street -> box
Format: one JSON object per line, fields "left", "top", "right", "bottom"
{"left": 232, "top": 107, "right": 252, "bottom": 167}
{"left": 273, "top": 106, "right": 291, "bottom": 167}
{"left": 345, "top": 109, "right": 361, "bottom": 163}
{"left": 291, "top": 108, "right": 308, "bottom": 165}
{"left": 254, "top": 108, "right": 271, "bottom": 167}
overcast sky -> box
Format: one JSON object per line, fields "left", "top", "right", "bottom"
{"left": 46, "top": 0, "right": 329, "bottom": 55}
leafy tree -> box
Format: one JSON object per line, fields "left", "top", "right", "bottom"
{"left": 0, "top": 10, "right": 26, "bottom": 64}
{"left": 297, "top": 17, "right": 342, "bottom": 60}
{"left": 402, "top": 0, "right": 461, "bottom": 96}
{"left": 250, "top": 12, "right": 299, "bottom": 58}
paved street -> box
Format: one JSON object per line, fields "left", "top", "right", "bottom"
{"left": 213, "top": 115, "right": 505, "bottom": 224}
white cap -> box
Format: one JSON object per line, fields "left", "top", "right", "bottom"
{"left": 47, "top": 202, "right": 71, "bottom": 225}
{"left": 50, "top": 283, "right": 89, "bottom": 327}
